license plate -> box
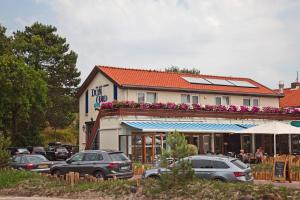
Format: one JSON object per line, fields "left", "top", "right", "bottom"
{"left": 120, "top": 166, "right": 130, "bottom": 170}
{"left": 38, "top": 164, "right": 48, "bottom": 169}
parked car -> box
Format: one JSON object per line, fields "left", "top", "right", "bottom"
{"left": 46, "top": 146, "right": 69, "bottom": 161}
{"left": 143, "top": 155, "right": 253, "bottom": 182}
{"left": 7, "top": 147, "right": 30, "bottom": 156}
{"left": 32, "top": 146, "right": 47, "bottom": 156}
{"left": 10, "top": 154, "right": 56, "bottom": 173}
{"left": 50, "top": 150, "right": 133, "bottom": 180}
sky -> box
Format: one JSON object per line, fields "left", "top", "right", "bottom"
{"left": 1, "top": 0, "right": 300, "bottom": 89}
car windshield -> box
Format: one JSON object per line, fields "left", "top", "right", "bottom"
{"left": 231, "top": 159, "right": 248, "bottom": 169}
{"left": 26, "top": 155, "right": 48, "bottom": 164}
{"left": 109, "top": 153, "right": 129, "bottom": 161}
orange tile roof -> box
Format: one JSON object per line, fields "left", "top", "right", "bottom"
{"left": 278, "top": 88, "right": 300, "bottom": 107}
{"left": 77, "top": 65, "right": 280, "bottom": 97}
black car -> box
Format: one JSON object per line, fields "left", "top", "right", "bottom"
{"left": 10, "top": 154, "right": 55, "bottom": 173}
{"left": 7, "top": 147, "right": 30, "bottom": 156}
{"left": 46, "top": 146, "right": 69, "bottom": 161}
{"left": 50, "top": 150, "right": 133, "bottom": 180}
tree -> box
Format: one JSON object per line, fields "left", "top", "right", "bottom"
{"left": 0, "top": 133, "right": 11, "bottom": 167}
{"left": 165, "top": 66, "right": 201, "bottom": 74}
{"left": 0, "top": 54, "right": 47, "bottom": 146}
{"left": 159, "top": 132, "right": 196, "bottom": 189}
{"left": 13, "top": 22, "right": 81, "bottom": 133}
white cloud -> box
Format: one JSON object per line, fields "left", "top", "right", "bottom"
{"left": 47, "top": 0, "right": 300, "bottom": 88}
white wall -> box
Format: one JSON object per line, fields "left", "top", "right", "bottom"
{"left": 125, "top": 89, "right": 279, "bottom": 107}
{"left": 79, "top": 72, "right": 115, "bottom": 150}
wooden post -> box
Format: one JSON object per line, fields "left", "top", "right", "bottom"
{"left": 160, "top": 133, "right": 163, "bottom": 151}
{"left": 152, "top": 134, "right": 155, "bottom": 163}
{"left": 143, "top": 135, "right": 146, "bottom": 163}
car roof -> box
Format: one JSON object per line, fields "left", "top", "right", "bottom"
{"left": 82, "top": 149, "right": 122, "bottom": 153}
{"left": 188, "top": 155, "right": 236, "bottom": 162}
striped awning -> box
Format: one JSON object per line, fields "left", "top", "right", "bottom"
{"left": 121, "top": 121, "right": 256, "bottom": 133}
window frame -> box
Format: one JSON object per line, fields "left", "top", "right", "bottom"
{"left": 216, "top": 96, "right": 230, "bottom": 106}
{"left": 243, "top": 97, "right": 260, "bottom": 106}
{"left": 137, "top": 92, "right": 145, "bottom": 103}
{"left": 192, "top": 95, "right": 199, "bottom": 104}
{"left": 181, "top": 94, "right": 190, "bottom": 104}
{"left": 146, "top": 92, "right": 157, "bottom": 103}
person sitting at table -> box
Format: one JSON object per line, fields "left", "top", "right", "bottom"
{"left": 255, "top": 148, "right": 263, "bottom": 163}
{"left": 238, "top": 149, "right": 249, "bottom": 163}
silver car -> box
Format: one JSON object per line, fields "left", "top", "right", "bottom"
{"left": 142, "top": 155, "right": 253, "bottom": 182}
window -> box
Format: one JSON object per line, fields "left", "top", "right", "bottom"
{"left": 243, "top": 97, "right": 259, "bottom": 106}
{"left": 192, "top": 159, "right": 213, "bottom": 168}
{"left": 213, "top": 161, "right": 230, "bottom": 169}
{"left": 222, "top": 96, "right": 230, "bottom": 106}
{"left": 26, "top": 156, "right": 48, "bottom": 164}
{"left": 71, "top": 153, "right": 84, "bottom": 162}
{"left": 253, "top": 98, "right": 259, "bottom": 106}
{"left": 231, "top": 159, "right": 248, "bottom": 169}
{"left": 113, "top": 84, "right": 118, "bottom": 100}
{"left": 181, "top": 94, "right": 190, "bottom": 104}
{"left": 109, "top": 153, "right": 130, "bottom": 161}
{"left": 85, "top": 90, "right": 89, "bottom": 114}
{"left": 216, "top": 96, "right": 229, "bottom": 105}
{"left": 137, "top": 93, "right": 145, "bottom": 103}
{"left": 192, "top": 96, "right": 199, "bottom": 104}
{"left": 83, "top": 153, "right": 103, "bottom": 161}
{"left": 243, "top": 98, "right": 251, "bottom": 106}
{"left": 215, "top": 97, "right": 222, "bottom": 105}
{"left": 12, "top": 156, "right": 22, "bottom": 163}
{"left": 147, "top": 92, "right": 157, "bottom": 103}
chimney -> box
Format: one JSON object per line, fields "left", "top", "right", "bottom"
{"left": 291, "top": 71, "right": 300, "bottom": 89}
{"left": 279, "top": 81, "right": 284, "bottom": 94}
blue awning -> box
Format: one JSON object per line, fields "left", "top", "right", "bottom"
{"left": 121, "top": 121, "right": 256, "bottom": 133}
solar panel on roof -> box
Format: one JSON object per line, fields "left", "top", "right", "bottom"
{"left": 204, "top": 78, "right": 235, "bottom": 86}
{"left": 228, "top": 80, "right": 257, "bottom": 88}
{"left": 182, "top": 77, "right": 212, "bottom": 85}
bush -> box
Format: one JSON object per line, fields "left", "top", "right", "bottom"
{"left": 0, "top": 133, "right": 11, "bottom": 167}
{"left": 159, "top": 132, "right": 195, "bottom": 189}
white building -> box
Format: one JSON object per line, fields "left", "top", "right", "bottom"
{"left": 77, "top": 66, "right": 300, "bottom": 163}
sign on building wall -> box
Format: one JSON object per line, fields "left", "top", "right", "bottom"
{"left": 92, "top": 85, "right": 108, "bottom": 109}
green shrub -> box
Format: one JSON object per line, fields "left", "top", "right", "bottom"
{"left": 159, "top": 131, "right": 195, "bottom": 189}
{"left": 0, "top": 134, "right": 11, "bottom": 167}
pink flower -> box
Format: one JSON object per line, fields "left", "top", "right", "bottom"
{"left": 178, "top": 103, "right": 189, "bottom": 111}
{"left": 251, "top": 106, "right": 260, "bottom": 113}
{"left": 228, "top": 105, "right": 238, "bottom": 112}
{"left": 240, "top": 106, "right": 250, "bottom": 112}
{"left": 192, "top": 104, "right": 201, "bottom": 111}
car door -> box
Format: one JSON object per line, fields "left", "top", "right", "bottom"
{"left": 192, "top": 159, "right": 214, "bottom": 179}
{"left": 211, "top": 160, "right": 230, "bottom": 180}
{"left": 61, "top": 152, "right": 84, "bottom": 174}
{"left": 80, "top": 153, "right": 104, "bottom": 175}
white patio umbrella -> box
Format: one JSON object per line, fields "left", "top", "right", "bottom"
{"left": 236, "top": 121, "right": 300, "bottom": 155}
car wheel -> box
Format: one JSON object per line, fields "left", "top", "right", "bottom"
{"left": 214, "top": 177, "right": 226, "bottom": 182}
{"left": 52, "top": 169, "right": 62, "bottom": 176}
{"left": 149, "top": 175, "right": 160, "bottom": 180}
{"left": 94, "top": 171, "right": 105, "bottom": 180}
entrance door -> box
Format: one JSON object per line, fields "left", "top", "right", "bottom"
{"left": 224, "top": 134, "right": 241, "bottom": 154}
{"left": 241, "top": 135, "right": 251, "bottom": 153}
